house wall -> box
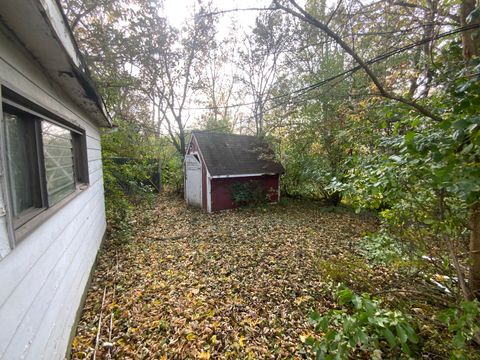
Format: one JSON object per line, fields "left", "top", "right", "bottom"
{"left": 187, "top": 136, "right": 208, "bottom": 211}
{"left": 0, "top": 25, "right": 106, "bottom": 360}
{"left": 211, "top": 175, "right": 279, "bottom": 212}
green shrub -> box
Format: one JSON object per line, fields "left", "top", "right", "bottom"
{"left": 306, "top": 287, "right": 419, "bottom": 359}
{"left": 230, "top": 181, "right": 270, "bottom": 206}
{"left": 315, "top": 254, "right": 373, "bottom": 292}
{"left": 438, "top": 300, "right": 480, "bottom": 360}
{"left": 103, "top": 157, "right": 156, "bottom": 242}
{"left": 161, "top": 155, "right": 183, "bottom": 193}
{"left": 358, "top": 230, "right": 406, "bottom": 265}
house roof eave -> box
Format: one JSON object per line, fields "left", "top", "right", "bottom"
{"left": 0, "top": 0, "right": 112, "bottom": 128}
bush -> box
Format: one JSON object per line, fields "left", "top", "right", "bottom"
{"left": 306, "top": 287, "right": 419, "bottom": 359}
{"left": 161, "top": 155, "right": 183, "bottom": 193}
{"left": 358, "top": 230, "right": 406, "bottom": 265}
{"left": 230, "top": 181, "right": 271, "bottom": 206}
{"left": 438, "top": 300, "right": 480, "bottom": 359}
{"left": 315, "top": 254, "right": 373, "bottom": 292}
{"left": 103, "top": 157, "right": 156, "bottom": 242}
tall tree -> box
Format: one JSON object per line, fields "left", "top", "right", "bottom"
{"left": 461, "top": 0, "right": 480, "bottom": 59}
{"left": 237, "top": 12, "right": 290, "bottom": 136}
{"left": 61, "top": 0, "right": 153, "bottom": 130}
{"left": 130, "top": 4, "right": 216, "bottom": 156}
{"left": 196, "top": 29, "right": 238, "bottom": 133}
{"left": 269, "top": 0, "right": 480, "bottom": 300}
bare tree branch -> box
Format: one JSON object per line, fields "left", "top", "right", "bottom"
{"left": 273, "top": 0, "right": 443, "bottom": 122}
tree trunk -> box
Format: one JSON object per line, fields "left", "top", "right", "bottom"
{"left": 461, "top": 0, "right": 480, "bottom": 59}
{"left": 469, "top": 202, "right": 480, "bottom": 300}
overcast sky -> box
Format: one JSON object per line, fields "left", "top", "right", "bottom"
{"left": 163, "top": 0, "right": 273, "bottom": 33}
{"left": 155, "top": 0, "right": 274, "bottom": 131}
{"left": 157, "top": 0, "right": 318, "bottom": 132}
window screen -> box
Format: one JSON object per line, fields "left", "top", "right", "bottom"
{"left": 42, "top": 121, "right": 76, "bottom": 205}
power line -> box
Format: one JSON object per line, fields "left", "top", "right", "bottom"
{"left": 122, "top": 24, "right": 479, "bottom": 140}
{"left": 210, "top": 23, "right": 480, "bottom": 131}
{"left": 171, "top": 23, "right": 479, "bottom": 112}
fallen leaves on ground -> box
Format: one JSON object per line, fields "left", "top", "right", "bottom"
{"left": 71, "top": 193, "right": 377, "bottom": 359}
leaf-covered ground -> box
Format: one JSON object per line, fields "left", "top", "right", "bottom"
{"left": 71, "top": 193, "right": 378, "bottom": 359}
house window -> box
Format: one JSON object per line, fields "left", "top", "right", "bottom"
{"left": 2, "top": 99, "right": 89, "bottom": 234}
{"left": 4, "top": 110, "right": 42, "bottom": 223}
{"left": 42, "top": 121, "right": 76, "bottom": 205}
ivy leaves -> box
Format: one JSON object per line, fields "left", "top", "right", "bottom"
{"left": 438, "top": 300, "right": 480, "bottom": 360}
{"left": 307, "top": 287, "right": 419, "bottom": 359}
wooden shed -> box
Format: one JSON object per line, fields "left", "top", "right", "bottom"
{"left": 185, "top": 131, "right": 284, "bottom": 212}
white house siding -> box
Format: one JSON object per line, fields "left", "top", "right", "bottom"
{"left": 0, "top": 24, "right": 106, "bottom": 360}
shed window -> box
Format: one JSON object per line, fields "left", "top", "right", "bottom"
{"left": 2, "top": 99, "right": 89, "bottom": 234}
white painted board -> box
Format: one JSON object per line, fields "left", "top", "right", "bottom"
{"left": 185, "top": 155, "right": 202, "bottom": 207}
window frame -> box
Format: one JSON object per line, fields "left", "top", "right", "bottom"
{"left": 3, "top": 105, "right": 47, "bottom": 229}
{"left": 0, "top": 88, "right": 90, "bottom": 245}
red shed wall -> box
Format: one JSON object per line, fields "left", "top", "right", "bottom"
{"left": 210, "top": 174, "right": 279, "bottom": 212}
{"left": 187, "top": 136, "right": 208, "bottom": 211}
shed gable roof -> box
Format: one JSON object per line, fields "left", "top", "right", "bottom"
{"left": 192, "top": 131, "right": 284, "bottom": 177}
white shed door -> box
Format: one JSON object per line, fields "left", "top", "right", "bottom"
{"left": 185, "top": 154, "right": 202, "bottom": 207}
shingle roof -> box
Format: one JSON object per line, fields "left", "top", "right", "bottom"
{"left": 192, "top": 131, "right": 285, "bottom": 176}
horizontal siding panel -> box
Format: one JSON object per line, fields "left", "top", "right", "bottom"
{"left": 44, "top": 216, "right": 106, "bottom": 359}
{"left": 89, "top": 167, "right": 103, "bottom": 186}
{"left": 86, "top": 135, "right": 101, "bottom": 150}
{"left": 89, "top": 156, "right": 102, "bottom": 163}
{"left": 0, "top": 181, "right": 103, "bottom": 307}
{"left": 86, "top": 133, "right": 101, "bottom": 141}
{"left": 0, "top": 183, "right": 104, "bottom": 356}
{"left": 90, "top": 172, "right": 104, "bottom": 189}
{"left": 3, "top": 202, "right": 104, "bottom": 359}
{"left": 88, "top": 159, "right": 103, "bottom": 174}
{"left": 87, "top": 147, "right": 101, "bottom": 160}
